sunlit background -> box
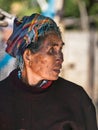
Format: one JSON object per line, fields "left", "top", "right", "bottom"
{"left": 0, "top": 0, "right": 98, "bottom": 124}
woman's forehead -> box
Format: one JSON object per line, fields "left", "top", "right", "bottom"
{"left": 43, "top": 33, "right": 64, "bottom": 47}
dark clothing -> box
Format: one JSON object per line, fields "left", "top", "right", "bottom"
{"left": 0, "top": 69, "right": 97, "bottom": 130}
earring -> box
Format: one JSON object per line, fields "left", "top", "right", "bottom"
{"left": 18, "top": 70, "right": 21, "bottom": 79}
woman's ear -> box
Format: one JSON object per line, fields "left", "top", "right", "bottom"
{"left": 23, "top": 49, "right": 32, "bottom": 65}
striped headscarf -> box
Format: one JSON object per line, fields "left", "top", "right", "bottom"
{"left": 6, "top": 13, "right": 60, "bottom": 57}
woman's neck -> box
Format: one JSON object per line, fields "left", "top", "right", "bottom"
{"left": 21, "top": 68, "right": 43, "bottom": 86}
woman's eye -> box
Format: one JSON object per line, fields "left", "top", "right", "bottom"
{"left": 48, "top": 48, "right": 55, "bottom": 55}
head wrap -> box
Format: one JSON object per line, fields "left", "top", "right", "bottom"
{"left": 6, "top": 13, "right": 60, "bottom": 57}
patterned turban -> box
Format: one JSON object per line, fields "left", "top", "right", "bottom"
{"left": 6, "top": 13, "right": 60, "bottom": 57}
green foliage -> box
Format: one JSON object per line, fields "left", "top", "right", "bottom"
{"left": 16, "top": 0, "right": 41, "bottom": 18}
{"left": 82, "top": 0, "right": 90, "bottom": 7}
{"left": 0, "top": 0, "right": 11, "bottom": 11}
{"left": 0, "top": 0, "right": 41, "bottom": 17}
{"left": 0, "top": 0, "right": 97, "bottom": 18}
{"left": 64, "top": 0, "right": 80, "bottom": 17}
{"left": 0, "top": 0, "right": 22, "bottom": 11}
{"left": 0, "top": 0, "right": 98, "bottom": 28}
{"left": 63, "top": 0, "right": 91, "bottom": 17}
{"left": 89, "top": 3, "right": 98, "bottom": 28}
{"left": 89, "top": 3, "right": 98, "bottom": 15}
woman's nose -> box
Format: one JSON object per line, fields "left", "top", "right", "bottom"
{"left": 56, "top": 52, "right": 64, "bottom": 63}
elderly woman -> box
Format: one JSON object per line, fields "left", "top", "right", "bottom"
{"left": 0, "top": 13, "right": 97, "bottom": 130}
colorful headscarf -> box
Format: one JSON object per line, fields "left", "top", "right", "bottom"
{"left": 6, "top": 13, "right": 60, "bottom": 57}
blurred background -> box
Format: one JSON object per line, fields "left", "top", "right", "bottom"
{"left": 0, "top": 0, "right": 98, "bottom": 124}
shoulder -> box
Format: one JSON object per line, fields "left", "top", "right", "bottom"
{"left": 0, "top": 76, "right": 13, "bottom": 96}
{"left": 54, "top": 76, "right": 83, "bottom": 91}
{"left": 52, "top": 77, "right": 96, "bottom": 116}
{"left": 53, "top": 77, "right": 92, "bottom": 102}
{"left": 0, "top": 77, "right": 10, "bottom": 99}
{"left": 0, "top": 69, "right": 17, "bottom": 91}
{"left": 0, "top": 77, "right": 9, "bottom": 88}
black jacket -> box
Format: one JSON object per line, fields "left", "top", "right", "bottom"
{"left": 0, "top": 69, "right": 97, "bottom": 130}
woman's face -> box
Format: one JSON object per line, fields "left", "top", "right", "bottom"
{"left": 28, "top": 33, "right": 64, "bottom": 81}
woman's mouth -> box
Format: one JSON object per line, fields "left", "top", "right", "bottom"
{"left": 53, "top": 63, "right": 62, "bottom": 74}
{"left": 53, "top": 69, "right": 61, "bottom": 74}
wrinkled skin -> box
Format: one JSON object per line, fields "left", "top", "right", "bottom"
{"left": 22, "top": 33, "right": 64, "bottom": 85}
